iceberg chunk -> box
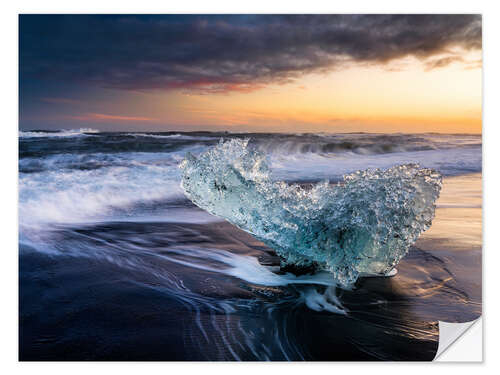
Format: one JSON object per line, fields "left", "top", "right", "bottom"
{"left": 180, "top": 139, "right": 442, "bottom": 286}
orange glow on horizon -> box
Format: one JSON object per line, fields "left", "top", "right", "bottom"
{"left": 55, "top": 52, "right": 482, "bottom": 134}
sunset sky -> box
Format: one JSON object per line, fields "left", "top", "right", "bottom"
{"left": 19, "top": 14, "right": 482, "bottom": 133}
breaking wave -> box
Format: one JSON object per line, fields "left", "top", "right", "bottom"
{"left": 19, "top": 128, "right": 100, "bottom": 138}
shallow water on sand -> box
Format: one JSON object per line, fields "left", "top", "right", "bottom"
{"left": 19, "top": 132, "right": 482, "bottom": 360}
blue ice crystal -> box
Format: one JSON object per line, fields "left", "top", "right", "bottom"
{"left": 180, "top": 139, "right": 442, "bottom": 286}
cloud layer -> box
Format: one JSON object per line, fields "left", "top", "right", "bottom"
{"left": 20, "top": 14, "right": 482, "bottom": 93}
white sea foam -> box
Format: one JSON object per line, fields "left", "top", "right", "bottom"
{"left": 19, "top": 128, "right": 99, "bottom": 138}
{"left": 159, "top": 247, "right": 348, "bottom": 314}
{"left": 19, "top": 152, "right": 185, "bottom": 227}
{"left": 18, "top": 133, "right": 481, "bottom": 231}
{"left": 269, "top": 146, "right": 481, "bottom": 181}
{"left": 124, "top": 133, "right": 216, "bottom": 141}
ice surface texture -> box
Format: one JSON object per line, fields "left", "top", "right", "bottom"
{"left": 180, "top": 139, "right": 442, "bottom": 286}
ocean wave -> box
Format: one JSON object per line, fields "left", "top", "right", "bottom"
{"left": 268, "top": 146, "right": 482, "bottom": 181}
{"left": 19, "top": 128, "right": 100, "bottom": 138}
{"left": 18, "top": 132, "right": 481, "bottom": 229}
{"left": 124, "top": 133, "right": 218, "bottom": 141}
{"left": 18, "top": 151, "right": 185, "bottom": 173}
{"left": 252, "top": 133, "right": 481, "bottom": 157}
{"left": 19, "top": 159, "right": 184, "bottom": 227}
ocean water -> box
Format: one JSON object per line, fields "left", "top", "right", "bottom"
{"left": 19, "top": 129, "right": 482, "bottom": 360}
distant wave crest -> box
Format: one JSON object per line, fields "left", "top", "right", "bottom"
{"left": 19, "top": 128, "right": 100, "bottom": 138}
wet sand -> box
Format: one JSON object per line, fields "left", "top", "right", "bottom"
{"left": 19, "top": 173, "right": 482, "bottom": 361}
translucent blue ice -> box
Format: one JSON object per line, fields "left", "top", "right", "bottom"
{"left": 180, "top": 139, "right": 442, "bottom": 286}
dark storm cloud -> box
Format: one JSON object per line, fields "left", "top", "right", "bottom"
{"left": 20, "top": 14, "right": 482, "bottom": 93}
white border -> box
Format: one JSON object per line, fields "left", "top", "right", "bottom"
{"left": 3, "top": 0, "right": 497, "bottom": 373}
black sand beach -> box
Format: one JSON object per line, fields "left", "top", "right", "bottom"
{"left": 19, "top": 132, "right": 482, "bottom": 360}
